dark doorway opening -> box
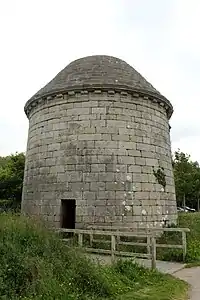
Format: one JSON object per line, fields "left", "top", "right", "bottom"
{"left": 61, "top": 199, "right": 76, "bottom": 229}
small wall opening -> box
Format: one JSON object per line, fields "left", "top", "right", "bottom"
{"left": 61, "top": 199, "right": 76, "bottom": 229}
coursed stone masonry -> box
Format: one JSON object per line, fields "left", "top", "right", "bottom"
{"left": 22, "top": 55, "right": 177, "bottom": 228}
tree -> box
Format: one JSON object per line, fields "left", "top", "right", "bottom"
{"left": 0, "top": 152, "right": 25, "bottom": 209}
{"left": 173, "top": 149, "right": 200, "bottom": 209}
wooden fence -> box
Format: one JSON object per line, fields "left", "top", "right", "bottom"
{"left": 58, "top": 226, "right": 190, "bottom": 270}
{"left": 86, "top": 225, "right": 190, "bottom": 261}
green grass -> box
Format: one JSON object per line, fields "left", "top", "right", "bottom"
{"left": 179, "top": 212, "right": 200, "bottom": 262}
{"left": 0, "top": 213, "right": 188, "bottom": 300}
{"left": 157, "top": 212, "right": 200, "bottom": 264}
{"left": 114, "top": 260, "right": 188, "bottom": 300}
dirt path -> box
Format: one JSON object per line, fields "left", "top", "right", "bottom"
{"left": 174, "top": 267, "right": 200, "bottom": 300}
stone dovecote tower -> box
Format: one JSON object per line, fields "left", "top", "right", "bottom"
{"left": 22, "top": 55, "right": 177, "bottom": 229}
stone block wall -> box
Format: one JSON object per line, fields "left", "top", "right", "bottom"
{"left": 22, "top": 90, "right": 177, "bottom": 228}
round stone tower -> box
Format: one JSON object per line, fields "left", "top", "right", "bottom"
{"left": 22, "top": 55, "right": 177, "bottom": 229}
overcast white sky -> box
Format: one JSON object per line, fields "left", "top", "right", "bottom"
{"left": 0, "top": 0, "right": 200, "bottom": 161}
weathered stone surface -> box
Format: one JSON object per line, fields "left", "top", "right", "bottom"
{"left": 22, "top": 55, "right": 176, "bottom": 229}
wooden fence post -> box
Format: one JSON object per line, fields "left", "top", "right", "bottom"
{"left": 182, "top": 231, "right": 187, "bottom": 261}
{"left": 147, "top": 236, "right": 151, "bottom": 255}
{"left": 78, "top": 233, "right": 83, "bottom": 247}
{"left": 89, "top": 233, "right": 93, "bottom": 246}
{"left": 116, "top": 233, "right": 120, "bottom": 245}
{"left": 151, "top": 236, "right": 156, "bottom": 270}
{"left": 111, "top": 235, "right": 116, "bottom": 263}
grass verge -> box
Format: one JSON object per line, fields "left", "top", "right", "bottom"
{"left": 0, "top": 213, "right": 188, "bottom": 300}
{"left": 114, "top": 260, "right": 188, "bottom": 300}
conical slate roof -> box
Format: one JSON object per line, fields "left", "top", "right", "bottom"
{"left": 29, "top": 55, "right": 166, "bottom": 100}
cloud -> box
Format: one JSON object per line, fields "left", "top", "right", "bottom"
{"left": 0, "top": 0, "right": 199, "bottom": 162}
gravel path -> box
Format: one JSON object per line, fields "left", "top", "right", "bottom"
{"left": 174, "top": 267, "right": 200, "bottom": 300}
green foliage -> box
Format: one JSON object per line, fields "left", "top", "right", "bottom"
{"left": 153, "top": 166, "right": 166, "bottom": 188}
{"left": 173, "top": 149, "right": 200, "bottom": 208}
{"left": 0, "top": 156, "right": 10, "bottom": 168}
{"left": 0, "top": 152, "right": 25, "bottom": 209}
{"left": 0, "top": 214, "right": 187, "bottom": 300}
{"left": 178, "top": 212, "right": 200, "bottom": 262}
{"left": 157, "top": 213, "right": 200, "bottom": 263}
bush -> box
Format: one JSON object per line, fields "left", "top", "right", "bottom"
{"left": 0, "top": 199, "right": 20, "bottom": 213}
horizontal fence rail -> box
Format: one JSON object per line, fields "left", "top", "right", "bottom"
{"left": 57, "top": 226, "right": 190, "bottom": 269}
{"left": 86, "top": 225, "right": 190, "bottom": 261}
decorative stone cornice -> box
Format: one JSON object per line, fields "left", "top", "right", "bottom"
{"left": 24, "top": 85, "right": 173, "bottom": 119}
